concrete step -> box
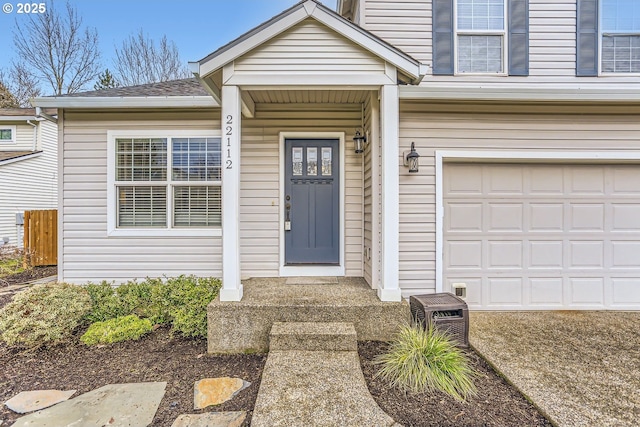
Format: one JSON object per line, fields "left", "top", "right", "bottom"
{"left": 269, "top": 322, "right": 357, "bottom": 351}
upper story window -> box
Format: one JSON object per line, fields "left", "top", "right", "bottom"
{"left": 0, "top": 127, "right": 15, "bottom": 144}
{"left": 601, "top": 0, "right": 640, "bottom": 73}
{"left": 432, "top": 0, "right": 528, "bottom": 76}
{"left": 109, "top": 132, "right": 222, "bottom": 235}
{"left": 456, "top": 0, "right": 506, "bottom": 73}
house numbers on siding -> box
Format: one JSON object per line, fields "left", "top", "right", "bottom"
{"left": 226, "top": 115, "right": 233, "bottom": 170}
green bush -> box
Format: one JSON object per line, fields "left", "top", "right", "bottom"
{"left": 375, "top": 324, "right": 477, "bottom": 402}
{"left": 84, "top": 275, "right": 221, "bottom": 338}
{"left": 166, "top": 275, "right": 221, "bottom": 337}
{"left": 0, "top": 283, "right": 91, "bottom": 349}
{"left": 81, "top": 314, "right": 153, "bottom": 345}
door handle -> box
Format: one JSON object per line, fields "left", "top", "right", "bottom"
{"left": 285, "top": 200, "right": 291, "bottom": 230}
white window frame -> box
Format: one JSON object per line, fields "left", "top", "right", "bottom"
{"left": 107, "top": 130, "right": 222, "bottom": 237}
{"left": 454, "top": 0, "right": 508, "bottom": 75}
{"left": 599, "top": 0, "right": 640, "bottom": 76}
{"left": 0, "top": 126, "right": 17, "bottom": 144}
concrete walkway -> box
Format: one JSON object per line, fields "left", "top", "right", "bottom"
{"left": 251, "top": 322, "right": 401, "bottom": 427}
{"left": 469, "top": 311, "right": 640, "bottom": 427}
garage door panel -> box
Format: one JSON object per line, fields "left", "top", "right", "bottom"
{"left": 570, "top": 204, "right": 605, "bottom": 231}
{"left": 444, "top": 163, "right": 640, "bottom": 310}
{"left": 530, "top": 203, "right": 564, "bottom": 231}
{"left": 488, "top": 241, "right": 523, "bottom": 268}
{"left": 529, "top": 167, "right": 564, "bottom": 194}
{"left": 611, "top": 278, "right": 640, "bottom": 305}
{"left": 569, "top": 241, "right": 604, "bottom": 268}
{"left": 488, "top": 203, "right": 523, "bottom": 231}
{"left": 530, "top": 241, "right": 563, "bottom": 268}
{"left": 446, "top": 203, "right": 483, "bottom": 231}
{"left": 487, "top": 278, "right": 523, "bottom": 306}
{"left": 570, "top": 167, "right": 605, "bottom": 194}
{"left": 529, "top": 278, "right": 564, "bottom": 305}
{"left": 446, "top": 241, "right": 482, "bottom": 268}
{"left": 612, "top": 204, "right": 640, "bottom": 230}
{"left": 570, "top": 278, "right": 605, "bottom": 305}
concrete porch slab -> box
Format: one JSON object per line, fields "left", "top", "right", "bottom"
{"left": 207, "top": 277, "right": 409, "bottom": 353}
{"left": 285, "top": 276, "right": 339, "bottom": 285}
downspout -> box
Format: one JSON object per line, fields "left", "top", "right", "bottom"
{"left": 26, "top": 120, "right": 37, "bottom": 151}
{"left": 35, "top": 107, "right": 58, "bottom": 124}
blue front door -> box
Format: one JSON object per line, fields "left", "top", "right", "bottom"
{"left": 285, "top": 139, "right": 339, "bottom": 265}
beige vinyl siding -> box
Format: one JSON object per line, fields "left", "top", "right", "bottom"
{"left": 398, "top": 100, "right": 640, "bottom": 296}
{"left": 362, "top": 93, "right": 374, "bottom": 285}
{"left": 235, "top": 18, "right": 385, "bottom": 75}
{"left": 0, "top": 120, "right": 58, "bottom": 246}
{"left": 364, "top": 0, "right": 431, "bottom": 64}
{"left": 0, "top": 122, "right": 36, "bottom": 151}
{"left": 240, "top": 103, "right": 364, "bottom": 277}
{"left": 362, "top": 0, "right": 640, "bottom": 85}
{"left": 61, "top": 110, "right": 222, "bottom": 284}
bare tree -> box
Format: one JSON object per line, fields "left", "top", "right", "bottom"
{"left": 13, "top": 1, "right": 101, "bottom": 95}
{"left": 0, "top": 75, "right": 19, "bottom": 108}
{"left": 114, "top": 30, "right": 191, "bottom": 86}
{"left": 0, "top": 64, "right": 43, "bottom": 107}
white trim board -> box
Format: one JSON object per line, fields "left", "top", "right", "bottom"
{"left": 279, "top": 132, "right": 346, "bottom": 277}
{"left": 435, "top": 150, "right": 640, "bottom": 294}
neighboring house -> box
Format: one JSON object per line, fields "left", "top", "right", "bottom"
{"left": 34, "top": 0, "right": 640, "bottom": 310}
{"left": 0, "top": 108, "right": 58, "bottom": 247}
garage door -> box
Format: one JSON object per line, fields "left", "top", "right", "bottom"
{"left": 443, "top": 163, "right": 640, "bottom": 310}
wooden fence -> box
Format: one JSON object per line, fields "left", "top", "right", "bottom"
{"left": 23, "top": 209, "right": 58, "bottom": 267}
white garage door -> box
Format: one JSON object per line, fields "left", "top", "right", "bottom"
{"left": 443, "top": 163, "right": 640, "bottom": 310}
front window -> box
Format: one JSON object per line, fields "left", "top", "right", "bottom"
{"left": 601, "top": 0, "right": 640, "bottom": 73}
{"left": 0, "top": 127, "right": 15, "bottom": 143}
{"left": 114, "top": 136, "right": 221, "bottom": 229}
{"left": 456, "top": 0, "right": 506, "bottom": 73}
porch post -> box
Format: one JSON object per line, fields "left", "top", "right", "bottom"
{"left": 379, "top": 84, "right": 402, "bottom": 302}
{"left": 220, "top": 85, "right": 243, "bottom": 301}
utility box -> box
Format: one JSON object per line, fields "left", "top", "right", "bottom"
{"left": 409, "top": 293, "right": 469, "bottom": 347}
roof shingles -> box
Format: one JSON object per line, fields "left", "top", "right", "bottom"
{"left": 57, "top": 78, "right": 208, "bottom": 98}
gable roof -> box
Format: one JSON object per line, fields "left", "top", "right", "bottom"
{"left": 191, "top": 0, "right": 425, "bottom": 83}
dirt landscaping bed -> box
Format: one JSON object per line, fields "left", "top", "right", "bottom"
{"left": 0, "top": 278, "right": 552, "bottom": 427}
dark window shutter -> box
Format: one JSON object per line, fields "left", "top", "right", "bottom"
{"left": 576, "top": 0, "right": 599, "bottom": 76}
{"left": 433, "top": 0, "right": 454, "bottom": 75}
{"left": 508, "top": 0, "right": 529, "bottom": 76}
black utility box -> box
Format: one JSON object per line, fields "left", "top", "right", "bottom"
{"left": 409, "top": 293, "right": 469, "bottom": 347}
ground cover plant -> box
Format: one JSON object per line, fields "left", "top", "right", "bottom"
{"left": 0, "top": 246, "right": 26, "bottom": 278}
{"left": 81, "top": 314, "right": 153, "bottom": 345}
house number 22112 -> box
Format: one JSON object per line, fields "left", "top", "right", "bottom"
{"left": 225, "top": 115, "right": 233, "bottom": 169}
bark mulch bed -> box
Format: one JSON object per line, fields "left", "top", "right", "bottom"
{"left": 0, "top": 274, "right": 552, "bottom": 427}
{"left": 0, "top": 265, "right": 57, "bottom": 287}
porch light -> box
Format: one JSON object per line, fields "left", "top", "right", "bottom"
{"left": 404, "top": 142, "right": 420, "bottom": 173}
{"left": 353, "top": 130, "right": 367, "bottom": 154}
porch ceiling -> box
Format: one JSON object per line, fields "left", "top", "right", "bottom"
{"left": 247, "top": 89, "right": 369, "bottom": 104}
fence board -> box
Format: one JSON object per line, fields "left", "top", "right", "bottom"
{"left": 23, "top": 209, "right": 58, "bottom": 267}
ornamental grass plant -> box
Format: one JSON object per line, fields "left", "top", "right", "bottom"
{"left": 375, "top": 324, "right": 477, "bottom": 402}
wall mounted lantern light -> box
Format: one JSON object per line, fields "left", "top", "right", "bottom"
{"left": 353, "top": 130, "right": 367, "bottom": 154}
{"left": 404, "top": 142, "right": 420, "bottom": 173}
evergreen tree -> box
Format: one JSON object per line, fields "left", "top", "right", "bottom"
{"left": 94, "top": 69, "right": 120, "bottom": 90}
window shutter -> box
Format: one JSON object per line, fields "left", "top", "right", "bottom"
{"left": 433, "top": 0, "right": 454, "bottom": 75}
{"left": 576, "top": 0, "right": 599, "bottom": 76}
{"left": 508, "top": 0, "right": 529, "bottom": 76}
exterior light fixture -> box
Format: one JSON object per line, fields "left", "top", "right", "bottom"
{"left": 353, "top": 130, "right": 367, "bottom": 154}
{"left": 404, "top": 142, "right": 420, "bottom": 173}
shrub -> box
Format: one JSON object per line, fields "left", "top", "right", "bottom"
{"left": 85, "top": 280, "right": 155, "bottom": 323}
{"left": 81, "top": 314, "right": 153, "bottom": 345}
{"left": 166, "top": 275, "right": 221, "bottom": 338}
{"left": 0, "top": 283, "right": 91, "bottom": 349}
{"left": 375, "top": 324, "right": 477, "bottom": 402}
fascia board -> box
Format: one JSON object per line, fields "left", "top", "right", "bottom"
{"left": 32, "top": 96, "right": 219, "bottom": 109}
{"left": 0, "top": 116, "right": 36, "bottom": 121}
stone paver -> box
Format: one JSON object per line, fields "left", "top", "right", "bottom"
{"left": 193, "top": 378, "right": 250, "bottom": 409}
{"left": 171, "top": 411, "right": 246, "bottom": 427}
{"left": 12, "top": 382, "right": 166, "bottom": 427}
{"left": 5, "top": 389, "right": 76, "bottom": 413}
{"left": 470, "top": 312, "right": 640, "bottom": 427}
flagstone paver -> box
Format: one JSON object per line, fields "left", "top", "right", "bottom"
{"left": 5, "top": 389, "right": 76, "bottom": 413}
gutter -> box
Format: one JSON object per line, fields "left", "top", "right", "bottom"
{"left": 32, "top": 96, "right": 219, "bottom": 109}
{"left": 35, "top": 107, "right": 58, "bottom": 124}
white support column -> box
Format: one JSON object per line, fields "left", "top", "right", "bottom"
{"left": 379, "top": 84, "right": 402, "bottom": 302}
{"left": 220, "top": 85, "right": 243, "bottom": 301}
